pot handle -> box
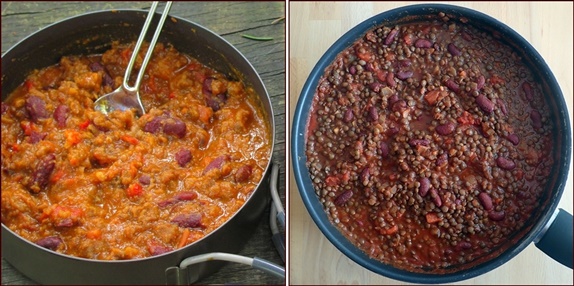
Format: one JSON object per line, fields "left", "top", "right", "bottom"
{"left": 534, "top": 208, "right": 573, "bottom": 268}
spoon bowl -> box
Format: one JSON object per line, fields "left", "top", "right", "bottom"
{"left": 94, "top": 1, "right": 172, "bottom": 116}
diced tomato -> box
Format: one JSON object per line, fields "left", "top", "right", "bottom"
{"left": 403, "top": 34, "right": 413, "bottom": 45}
{"left": 50, "top": 170, "right": 65, "bottom": 183}
{"left": 79, "top": 119, "right": 90, "bottom": 130}
{"left": 357, "top": 50, "right": 372, "bottom": 62}
{"left": 457, "top": 111, "right": 477, "bottom": 125}
{"left": 426, "top": 212, "right": 442, "bottom": 224}
{"left": 380, "top": 225, "right": 398, "bottom": 235}
{"left": 376, "top": 70, "right": 387, "bottom": 82}
{"left": 424, "top": 90, "right": 441, "bottom": 105}
{"left": 65, "top": 130, "right": 81, "bottom": 147}
{"left": 20, "top": 121, "right": 35, "bottom": 136}
{"left": 168, "top": 92, "right": 176, "bottom": 99}
{"left": 147, "top": 76, "right": 157, "bottom": 92}
{"left": 24, "top": 79, "right": 34, "bottom": 91}
{"left": 86, "top": 229, "right": 102, "bottom": 240}
{"left": 121, "top": 135, "right": 139, "bottom": 145}
{"left": 197, "top": 105, "right": 213, "bottom": 124}
{"left": 121, "top": 48, "right": 132, "bottom": 62}
{"left": 127, "top": 183, "right": 143, "bottom": 197}
{"left": 489, "top": 75, "right": 505, "bottom": 85}
{"left": 325, "top": 176, "right": 340, "bottom": 187}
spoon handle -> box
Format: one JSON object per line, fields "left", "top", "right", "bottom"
{"left": 123, "top": 1, "right": 173, "bottom": 93}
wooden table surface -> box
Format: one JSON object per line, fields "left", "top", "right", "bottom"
{"left": 289, "top": 2, "right": 573, "bottom": 285}
{"left": 1, "top": 1, "right": 285, "bottom": 285}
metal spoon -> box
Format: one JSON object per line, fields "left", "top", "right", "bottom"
{"left": 94, "top": 1, "right": 172, "bottom": 116}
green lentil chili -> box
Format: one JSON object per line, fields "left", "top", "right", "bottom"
{"left": 305, "top": 16, "right": 554, "bottom": 272}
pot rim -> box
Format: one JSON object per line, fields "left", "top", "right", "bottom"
{"left": 2, "top": 8, "right": 276, "bottom": 263}
{"left": 292, "top": 3, "right": 571, "bottom": 284}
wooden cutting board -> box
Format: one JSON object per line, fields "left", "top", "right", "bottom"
{"left": 289, "top": 2, "right": 573, "bottom": 284}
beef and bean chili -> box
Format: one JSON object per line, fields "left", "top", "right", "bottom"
{"left": 1, "top": 41, "right": 271, "bottom": 260}
{"left": 306, "top": 14, "right": 554, "bottom": 272}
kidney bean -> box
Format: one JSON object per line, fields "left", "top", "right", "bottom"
{"left": 368, "top": 106, "right": 379, "bottom": 122}
{"left": 344, "top": 108, "right": 354, "bottom": 123}
{"left": 409, "top": 138, "right": 429, "bottom": 147}
{"left": 56, "top": 218, "right": 75, "bottom": 228}
{"left": 175, "top": 191, "right": 198, "bottom": 201}
{"left": 202, "top": 78, "right": 214, "bottom": 95}
{"left": 139, "top": 174, "right": 151, "bottom": 185}
{"left": 392, "top": 99, "right": 407, "bottom": 112}
{"left": 1, "top": 102, "right": 8, "bottom": 114}
{"left": 522, "top": 82, "right": 533, "bottom": 101}
{"left": 171, "top": 213, "right": 202, "bottom": 228}
{"left": 461, "top": 31, "right": 472, "bottom": 41}
{"left": 488, "top": 211, "right": 505, "bottom": 221}
{"left": 386, "top": 72, "right": 396, "bottom": 87}
{"left": 35, "top": 236, "right": 62, "bottom": 251}
{"left": 89, "top": 61, "right": 105, "bottom": 72}
{"left": 360, "top": 167, "right": 370, "bottom": 186}
{"left": 144, "top": 116, "right": 164, "bottom": 134}
{"left": 145, "top": 114, "right": 187, "bottom": 138}
{"left": 445, "top": 79, "right": 460, "bottom": 93}
{"left": 205, "top": 93, "right": 228, "bottom": 112}
{"left": 384, "top": 29, "right": 398, "bottom": 46}
{"left": 379, "top": 141, "right": 389, "bottom": 158}
{"left": 496, "top": 156, "right": 516, "bottom": 170}
{"left": 235, "top": 165, "right": 252, "bottom": 182}
{"left": 388, "top": 94, "right": 399, "bottom": 106}
{"left": 476, "top": 75, "right": 486, "bottom": 90}
{"left": 429, "top": 188, "right": 442, "bottom": 207}
{"left": 436, "top": 153, "right": 448, "bottom": 167}
{"left": 455, "top": 241, "right": 472, "bottom": 251}
{"left": 396, "top": 70, "right": 413, "bottom": 80}
{"left": 478, "top": 192, "right": 493, "bottom": 211}
{"left": 203, "top": 154, "right": 231, "bottom": 174}
{"left": 435, "top": 122, "right": 456, "bottom": 135}
{"left": 103, "top": 73, "right": 114, "bottom": 88}
{"left": 25, "top": 96, "right": 49, "bottom": 123}
{"left": 369, "top": 81, "right": 383, "bottom": 93}
{"left": 414, "top": 38, "right": 433, "bottom": 48}
{"left": 506, "top": 133, "right": 520, "bottom": 145}
{"left": 164, "top": 118, "right": 187, "bottom": 138}
{"left": 148, "top": 244, "right": 173, "bottom": 256}
{"left": 365, "top": 62, "right": 376, "bottom": 72}
{"left": 53, "top": 105, "right": 69, "bottom": 128}
{"left": 175, "top": 148, "right": 192, "bottom": 167}
{"left": 447, "top": 43, "right": 461, "bottom": 56}
{"left": 399, "top": 59, "right": 412, "bottom": 68}
{"left": 28, "top": 131, "right": 47, "bottom": 143}
{"left": 29, "top": 153, "right": 56, "bottom": 193}
{"left": 158, "top": 191, "right": 198, "bottom": 208}
{"left": 497, "top": 99, "right": 508, "bottom": 116}
{"left": 419, "top": 177, "right": 430, "bottom": 197}
{"left": 334, "top": 190, "right": 353, "bottom": 206}
{"left": 349, "top": 65, "right": 356, "bottom": 75}
{"left": 476, "top": 94, "right": 494, "bottom": 114}
{"left": 530, "top": 109, "right": 542, "bottom": 129}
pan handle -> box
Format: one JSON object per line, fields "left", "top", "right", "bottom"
{"left": 534, "top": 208, "right": 573, "bottom": 268}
